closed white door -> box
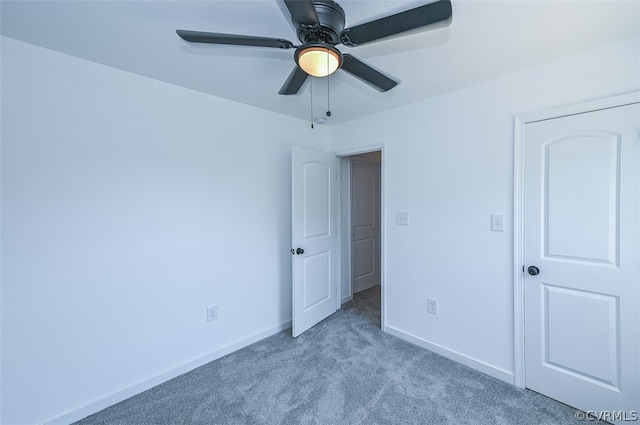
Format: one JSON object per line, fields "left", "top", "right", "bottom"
{"left": 523, "top": 102, "right": 639, "bottom": 419}
{"left": 351, "top": 159, "right": 380, "bottom": 294}
{"left": 291, "top": 147, "right": 338, "bottom": 337}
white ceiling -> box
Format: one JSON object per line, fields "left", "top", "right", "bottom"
{"left": 2, "top": 0, "right": 639, "bottom": 126}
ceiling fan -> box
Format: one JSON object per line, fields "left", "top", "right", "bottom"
{"left": 176, "top": 0, "right": 452, "bottom": 95}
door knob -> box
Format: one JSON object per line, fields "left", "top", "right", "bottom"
{"left": 527, "top": 265, "right": 540, "bottom": 276}
{"left": 296, "top": 247, "right": 304, "bottom": 255}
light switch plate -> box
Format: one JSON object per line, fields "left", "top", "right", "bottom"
{"left": 396, "top": 212, "right": 409, "bottom": 226}
{"left": 491, "top": 214, "right": 504, "bottom": 232}
{"left": 207, "top": 305, "right": 218, "bottom": 322}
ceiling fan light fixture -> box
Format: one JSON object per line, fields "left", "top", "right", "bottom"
{"left": 295, "top": 44, "right": 342, "bottom": 77}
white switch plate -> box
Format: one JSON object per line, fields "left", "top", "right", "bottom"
{"left": 207, "top": 305, "right": 218, "bottom": 322}
{"left": 427, "top": 298, "right": 438, "bottom": 315}
{"left": 396, "top": 212, "right": 409, "bottom": 226}
{"left": 491, "top": 214, "right": 504, "bottom": 232}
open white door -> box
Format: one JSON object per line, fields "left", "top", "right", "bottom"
{"left": 291, "top": 147, "right": 338, "bottom": 337}
{"left": 523, "top": 102, "right": 639, "bottom": 421}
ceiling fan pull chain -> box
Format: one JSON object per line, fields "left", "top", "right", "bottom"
{"left": 310, "top": 76, "right": 314, "bottom": 129}
{"left": 326, "top": 51, "right": 331, "bottom": 119}
{"left": 326, "top": 79, "right": 331, "bottom": 118}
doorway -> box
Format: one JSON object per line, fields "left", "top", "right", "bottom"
{"left": 291, "top": 146, "right": 383, "bottom": 337}
{"left": 339, "top": 150, "right": 382, "bottom": 328}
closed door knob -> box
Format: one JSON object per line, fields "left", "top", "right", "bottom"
{"left": 296, "top": 247, "right": 304, "bottom": 255}
{"left": 527, "top": 265, "right": 540, "bottom": 276}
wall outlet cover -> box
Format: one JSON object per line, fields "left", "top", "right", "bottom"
{"left": 396, "top": 212, "right": 409, "bottom": 226}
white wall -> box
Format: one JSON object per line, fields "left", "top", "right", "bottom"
{"left": 0, "top": 37, "right": 329, "bottom": 425}
{"left": 330, "top": 36, "right": 640, "bottom": 382}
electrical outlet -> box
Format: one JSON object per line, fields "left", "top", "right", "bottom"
{"left": 207, "top": 305, "right": 219, "bottom": 322}
{"left": 427, "top": 298, "right": 438, "bottom": 315}
{"left": 396, "top": 212, "right": 409, "bottom": 226}
{"left": 491, "top": 214, "right": 504, "bottom": 232}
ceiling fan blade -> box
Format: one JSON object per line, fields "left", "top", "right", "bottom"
{"left": 279, "top": 66, "right": 309, "bottom": 95}
{"left": 341, "top": 54, "right": 397, "bottom": 92}
{"left": 176, "top": 30, "right": 295, "bottom": 49}
{"left": 283, "top": 0, "right": 319, "bottom": 26}
{"left": 340, "top": 0, "right": 452, "bottom": 46}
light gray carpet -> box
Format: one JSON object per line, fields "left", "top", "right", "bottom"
{"left": 75, "top": 286, "right": 595, "bottom": 424}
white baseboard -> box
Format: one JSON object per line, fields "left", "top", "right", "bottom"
{"left": 341, "top": 295, "right": 353, "bottom": 304}
{"left": 43, "top": 320, "right": 292, "bottom": 425}
{"left": 384, "top": 325, "right": 515, "bottom": 385}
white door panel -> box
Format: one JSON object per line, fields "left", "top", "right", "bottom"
{"left": 523, "top": 102, "right": 639, "bottom": 420}
{"left": 292, "top": 147, "right": 338, "bottom": 337}
{"left": 544, "top": 132, "right": 619, "bottom": 264}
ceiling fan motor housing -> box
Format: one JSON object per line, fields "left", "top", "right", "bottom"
{"left": 294, "top": 0, "right": 346, "bottom": 45}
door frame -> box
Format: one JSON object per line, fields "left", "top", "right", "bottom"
{"left": 333, "top": 144, "right": 386, "bottom": 331}
{"left": 513, "top": 91, "right": 640, "bottom": 388}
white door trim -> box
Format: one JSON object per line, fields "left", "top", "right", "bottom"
{"left": 333, "top": 144, "right": 386, "bottom": 331}
{"left": 339, "top": 157, "right": 353, "bottom": 306}
{"left": 513, "top": 91, "right": 640, "bottom": 388}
